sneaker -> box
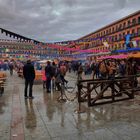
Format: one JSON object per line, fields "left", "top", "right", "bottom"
{"left": 24, "top": 96, "right": 28, "bottom": 99}
{"left": 29, "top": 96, "right": 34, "bottom": 99}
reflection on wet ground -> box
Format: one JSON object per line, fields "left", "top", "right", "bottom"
{"left": 0, "top": 72, "right": 140, "bottom": 140}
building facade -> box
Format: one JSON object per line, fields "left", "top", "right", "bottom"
{"left": 74, "top": 10, "right": 140, "bottom": 54}
{"left": 0, "top": 39, "right": 58, "bottom": 59}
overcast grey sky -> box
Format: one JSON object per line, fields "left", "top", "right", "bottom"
{"left": 0, "top": 0, "right": 140, "bottom": 42}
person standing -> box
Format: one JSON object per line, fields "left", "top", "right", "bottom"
{"left": 60, "top": 63, "right": 68, "bottom": 84}
{"left": 45, "top": 61, "right": 52, "bottom": 93}
{"left": 23, "top": 60, "right": 35, "bottom": 99}
{"left": 51, "top": 62, "right": 57, "bottom": 89}
{"left": 9, "top": 62, "right": 14, "bottom": 76}
{"left": 77, "top": 63, "right": 83, "bottom": 81}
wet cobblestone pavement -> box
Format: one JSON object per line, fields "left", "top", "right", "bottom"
{"left": 0, "top": 72, "right": 140, "bottom": 140}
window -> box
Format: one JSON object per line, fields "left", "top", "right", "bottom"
{"left": 138, "top": 40, "right": 140, "bottom": 48}
{"left": 119, "top": 44, "right": 122, "bottom": 49}
{"left": 109, "top": 28, "right": 111, "bottom": 34}
{"left": 131, "top": 29, "right": 135, "bottom": 37}
{"left": 123, "top": 22, "right": 126, "bottom": 28}
{"left": 109, "top": 36, "right": 112, "bottom": 42}
{"left": 128, "top": 20, "right": 131, "bottom": 27}
{"left": 95, "top": 41, "right": 97, "bottom": 46}
{"left": 112, "top": 36, "right": 114, "bottom": 42}
{"left": 119, "top": 34, "right": 122, "bottom": 40}
{"left": 127, "top": 31, "right": 130, "bottom": 34}
{"left": 91, "top": 43, "right": 93, "bottom": 47}
{"left": 138, "top": 28, "right": 140, "bottom": 36}
{"left": 116, "top": 25, "right": 118, "bottom": 31}
{"left": 138, "top": 17, "right": 140, "bottom": 23}
{"left": 106, "top": 30, "right": 108, "bottom": 34}
{"left": 101, "top": 32, "right": 102, "bottom": 36}
{"left": 112, "top": 27, "right": 114, "bottom": 32}
{"left": 115, "top": 35, "right": 117, "bottom": 41}
{"left": 114, "top": 45, "right": 117, "bottom": 50}
{"left": 118, "top": 24, "right": 122, "bottom": 30}
{"left": 132, "top": 18, "right": 136, "bottom": 25}
{"left": 123, "top": 32, "right": 125, "bottom": 37}
{"left": 118, "top": 43, "right": 121, "bottom": 49}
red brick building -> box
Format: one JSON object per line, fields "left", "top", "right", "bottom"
{"left": 75, "top": 10, "right": 140, "bottom": 53}
{"left": 0, "top": 39, "right": 57, "bottom": 59}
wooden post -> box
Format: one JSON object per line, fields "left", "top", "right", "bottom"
{"left": 87, "top": 83, "right": 91, "bottom": 107}
{"left": 74, "top": 80, "right": 85, "bottom": 113}
{"left": 111, "top": 80, "right": 115, "bottom": 101}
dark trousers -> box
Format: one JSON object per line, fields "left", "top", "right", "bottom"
{"left": 24, "top": 79, "right": 34, "bottom": 97}
{"left": 60, "top": 75, "right": 67, "bottom": 84}
{"left": 46, "top": 79, "right": 51, "bottom": 92}
{"left": 43, "top": 81, "right": 46, "bottom": 88}
{"left": 10, "top": 70, "right": 13, "bottom": 76}
{"left": 55, "top": 82, "right": 61, "bottom": 91}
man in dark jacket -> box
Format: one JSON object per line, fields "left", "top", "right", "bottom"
{"left": 45, "top": 61, "right": 52, "bottom": 93}
{"left": 23, "top": 60, "right": 35, "bottom": 99}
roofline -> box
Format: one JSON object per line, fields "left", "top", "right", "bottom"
{"left": 0, "top": 28, "right": 41, "bottom": 44}
{"left": 77, "top": 10, "right": 140, "bottom": 40}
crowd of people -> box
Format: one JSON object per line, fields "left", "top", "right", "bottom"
{"left": 1, "top": 58, "right": 139, "bottom": 99}
{"left": 0, "top": 60, "right": 16, "bottom": 75}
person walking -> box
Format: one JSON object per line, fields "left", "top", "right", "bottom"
{"left": 23, "top": 60, "right": 35, "bottom": 99}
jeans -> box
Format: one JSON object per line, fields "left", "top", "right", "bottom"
{"left": 24, "top": 80, "right": 34, "bottom": 97}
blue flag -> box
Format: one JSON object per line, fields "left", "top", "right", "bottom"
{"left": 125, "top": 34, "right": 131, "bottom": 49}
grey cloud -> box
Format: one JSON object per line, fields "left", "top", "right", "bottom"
{"left": 0, "top": 0, "right": 140, "bottom": 42}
